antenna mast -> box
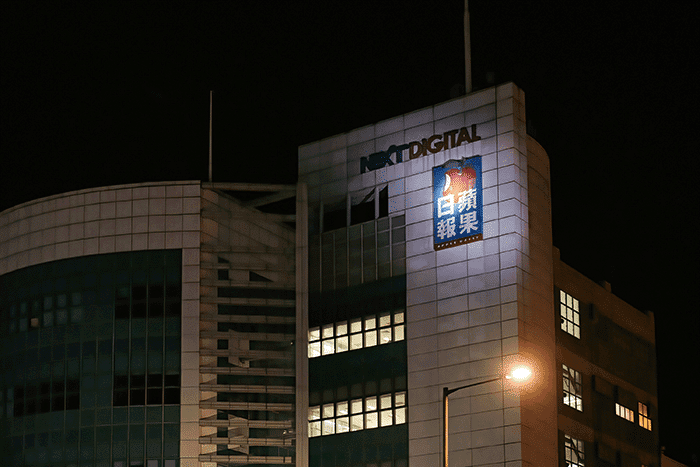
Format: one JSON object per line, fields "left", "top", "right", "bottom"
{"left": 464, "top": 1, "right": 472, "bottom": 93}
{"left": 209, "top": 91, "right": 213, "bottom": 182}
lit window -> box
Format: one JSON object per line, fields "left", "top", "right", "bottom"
{"left": 309, "top": 421, "right": 321, "bottom": 437}
{"left": 365, "top": 396, "right": 377, "bottom": 412}
{"left": 336, "top": 321, "right": 348, "bottom": 353}
{"left": 365, "top": 411, "right": 378, "bottom": 429}
{"left": 380, "top": 394, "right": 392, "bottom": 409}
{"left": 562, "top": 364, "right": 583, "bottom": 411}
{"left": 379, "top": 327, "right": 392, "bottom": 344}
{"left": 564, "top": 434, "right": 584, "bottom": 467}
{"left": 395, "top": 406, "right": 406, "bottom": 424}
{"left": 322, "top": 339, "right": 335, "bottom": 355}
{"left": 395, "top": 392, "right": 406, "bottom": 407}
{"left": 322, "top": 418, "right": 335, "bottom": 435}
{"left": 336, "top": 336, "right": 349, "bottom": 353}
{"left": 308, "top": 327, "right": 321, "bottom": 358}
{"left": 638, "top": 402, "right": 652, "bottom": 430}
{"left": 365, "top": 316, "right": 376, "bottom": 330}
{"left": 350, "top": 333, "right": 363, "bottom": 350}
{"left": 365, "top": 329, "right": 377, "bottom": 347}
{"left": 350, "top": 414, "right": 363, "bottom": 431}
{"left": 309, "top": 406, "right": 321, "bottom": 438}
{"left": 365, "top": 316, "right": 377, "bottom": 347}
{"left": 322, "top": 403, "right": 334, "bottom": 418}
{"left": 615, "top": 403, "right": 634, "bottom": 422}
{"left": 309, "top": 327, "right": 320, "bottom": 341}
{"left": 308, "top": 342, "right": 320, "bottom": 358}
{"left": 380, "top": 409, "right": 393, "bottom": 427}
{"left": 336, "top": 416, "right": 349, "bottom": 433}
{"left": 309, "top": 406, "right": 320, "bottom": 420}
{"left": 560, "top": 290, "right": 580, "bottom": 339}
{"left": 322, "top": 324, "right": 334, "bottom": 339}
{"left": 379, "top": 312, "right": 391, "bottom": 327}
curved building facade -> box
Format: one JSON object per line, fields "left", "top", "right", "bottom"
{"left": 0, "top": 181, "right": 307, "bottom": 467}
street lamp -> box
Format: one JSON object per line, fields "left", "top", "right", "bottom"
{"left": 442, "top": 366, "right": 532, "bottom": 467}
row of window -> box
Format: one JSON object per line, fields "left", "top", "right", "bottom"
{"left": 309, "top": 392, "right": 407, "bottom": 437}
{"left": 308, "top": 311, "right": 405, "bottom": 358}
{"left": 616, "top": 402, "right": 652, "bottom": 430}
{"left": 563, "top": 364, "right": 652, "bottom": 432}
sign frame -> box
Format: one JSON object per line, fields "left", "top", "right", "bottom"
{"left": 432, "top": 156, "right": 483, "bottom": 251}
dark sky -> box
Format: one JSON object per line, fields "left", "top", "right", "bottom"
{"left": 1, "top": 1, "right": 698, "bottom": 463}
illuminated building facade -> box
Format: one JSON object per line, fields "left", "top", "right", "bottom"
{"left": 298, "top": 82, "right": 659, "bottom": 467}
{"left": 0, "top": 84, "right": 658, "bottom": 467}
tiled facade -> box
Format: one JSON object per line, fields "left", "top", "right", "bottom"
{"left": 554, "top": 249, "right": 659, "bottom": 467}
{"left": 299, "top": 82, "right": 658, "bottom": 467}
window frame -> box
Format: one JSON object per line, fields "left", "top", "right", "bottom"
{"left": 615, "top": 402, "right": 634, "bottom": 422}
{"left": 638, "top": 402, "right": 652, "bottom": 430}
{"left": 559, "top": 290, "right": 581, "bottom": 339}
{"left": 562, "top": 364, "right": 583, "bottom": 412}
{"left": 564, "top": 434, "right": 584, "bottom": 467}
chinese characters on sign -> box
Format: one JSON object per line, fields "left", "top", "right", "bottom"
{"left": 433, "top": 157, "right": 483, "bottom": 250}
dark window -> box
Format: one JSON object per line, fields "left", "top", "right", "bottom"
{"left": 324, "top": 201, "right": 347, "bottom": 232}
{"left": 351, "top": 189, "right": 376, "bottom": 226}
{"left": 249, "top": 271, "right": 272, "bottom": 282}
{"left": 379, "top": 186, "right": 388, "bottom": 218}
{"left": 217, "top": 287, "right": 295, "bottom": 300}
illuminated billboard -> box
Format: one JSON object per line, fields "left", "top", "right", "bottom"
{"left": 432, "top": 156, "right": 483, "bottom": 250}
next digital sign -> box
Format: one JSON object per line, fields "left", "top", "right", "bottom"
{"left": 361, "top": 125, "right": 480, "bottom": 173}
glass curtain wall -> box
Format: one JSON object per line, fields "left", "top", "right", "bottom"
{"left": 0, "top": 250, "right": 182, "bottom": 467}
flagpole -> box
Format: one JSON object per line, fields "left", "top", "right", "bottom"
{"left": 464, "top": 0, "right": 472, "bottom": 93}
{"left": 209, "top": 90, "right": 213, "bottom": 182}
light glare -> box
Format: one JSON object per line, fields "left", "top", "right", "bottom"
{"left": 507, "top": 366, "right": 532, "bottom": 382}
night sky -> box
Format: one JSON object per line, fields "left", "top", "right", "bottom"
{"left": 1, "top": 1, "right": 697, "bottom": 463}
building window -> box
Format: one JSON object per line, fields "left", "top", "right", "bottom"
{"left": 638, "top": 402, "right": 652, "bottom": 430}
{"left": 560, "top": 290, "right": 580, "bottom": 338}
{"left": 564, "top": 434, "right": 584, "bottom": 467}
{"left": 308, "top": 391, "right": 406, "bottom": 437}
{"left": 308, "top": 310, "right": 405, "bottom": 358}
{"left": 562, "top": 364, "right": 583, "bottom": 411}
{"left": 615, "top": 402, "right": 634, "bottom": 422}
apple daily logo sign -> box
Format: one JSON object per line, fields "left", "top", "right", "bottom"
{"left": 433, "top": 156, "right": 483, "bottom": 250}
{"left": 360, "top": 125, "right": 481, "bottom": 174}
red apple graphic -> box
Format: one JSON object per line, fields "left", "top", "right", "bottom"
{"left": 443, "top": 166, "right": 476, "bottom": 197}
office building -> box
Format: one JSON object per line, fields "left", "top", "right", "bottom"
{"left": 1, "top": 83, "right": 658, "bottom": 467}
{"left": 0, "top": 181, "right": 306, "bottom": 467}
{"left": 299, "top": 82, "right": 658, "bottom": 467}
